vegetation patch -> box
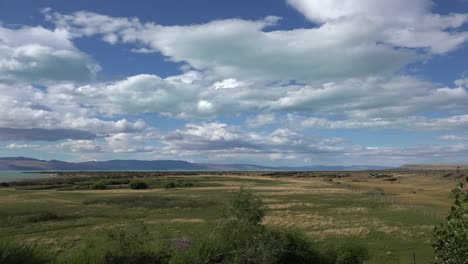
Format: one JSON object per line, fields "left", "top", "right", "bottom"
{"left": 0, "top": 240, "right": 50, "bottom": 264}
{"left": 129, "top": 180, "right": 149, "bottom": 190}
{"left": 82, "top": 194, "right": 217, "bottom": 210}
{"left": 27, "top": 211, "right": 60, "bottom": 223}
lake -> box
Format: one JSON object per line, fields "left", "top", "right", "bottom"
{"left": 0, "top": 171, "right": 53, "bottom": 182}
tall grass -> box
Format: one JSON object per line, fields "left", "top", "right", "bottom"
{"left": 2, "top": 188, "right": 370, "bottom": 264}
{"left": 0, "top": 240, "right": 49, "bottom": 264}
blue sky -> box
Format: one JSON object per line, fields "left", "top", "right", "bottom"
{"left": 0, "top": 0, "right": 467, "bottom": 166}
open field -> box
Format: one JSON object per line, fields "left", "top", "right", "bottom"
{"left": 0, "top": 170, "right": 460, "bottom": 263}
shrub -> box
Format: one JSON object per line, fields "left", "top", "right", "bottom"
{"left": 433, "top": 174, "right": 468, "bottom": 264}
{"left": 66, "top": 188, "right": 370, "bottom": 264}
{"left": 268, "top": 229, "right": 324, "bottom": 264}
{"left": 164, "top": 182, "right": 177, "bottom": 189}
{"left": 91, "top": 181, "right": 107, "bottom": 190}
{"left": 0, "top": 182, "right": 10, "bottom": 188}
{"left": 129, "top": 180, "right": 149, "bottom": 190}
{"left": 181, "top": 182, "right": 194, "bottom": 187}
{"left": 62, "top": 221, "right": 170, "bottom": 264}
{"left": 221, "top": 187, "right": 265, "bottom": 225}
{"left": 27, "top": 211, "right": 59, "bottom": 223}
{"left": 314, "top": 237, "right": 370, "bottom": 264}
{"left": 0, "top": 240, "right": 50, "bottom": 264}
{"left": 171, "top": 188, "right": 368, "bottom": 264}
{"left": 107, "top": 179, "right": 131, "bottom": 185}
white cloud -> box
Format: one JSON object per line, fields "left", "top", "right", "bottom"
{"left": 58, "top": 140, "right": 102, "bottom": 153}
{"left": 43, "top": 72, "right": 468, "bottom": 126}
{"left": 212, "top": 78, "right": 246, "bottom": 89}
{"left": 440, "top": 135, "right": 468, "bottom": 141}
{"left": 58, "top": 132, "right": 159, "bottom": 153}
{"left": 287, "top": 0, "right": 468, "bottom": 54}
{"left": 272, "top": 76, "right": 468, "bottom": 118}
{"left": 246, "top": 114, "right": 277, "bottom": 128}
{"left": 155, "top": 122, "right": 468, "bottom": 165}
{"left": 1, "top": 6, "right": 467, "bottom": 166}
{"left": 0, "top": 25, "right": 100, "bottom": 83}
{"left": 197, "top": 100, "right": 214, "bottom": 114}
{"left": 50, "top": 73, "right": 203, "bottom": 117}
{"left": 0, "top": 83, "right": 146, "bottom": 137}
{"left": 455, "top": 78, "right": 468, "bottom": 88}
{"left": 45, "top": 10, "right": 426, "bottom": 82}
{"left": 44, "top": 6, "right": 468, "bottom": 85}
{"left": 293, "top": 114, "right": 468, "bottom": 131}
{"left": 5, "top": 143, "right": 40, "bottom": 149}
{"left": 287, "top": 0, "right": 431, "bottom": 23}
{"left": 161, "top": 122, "right": 351, "bottom": 157}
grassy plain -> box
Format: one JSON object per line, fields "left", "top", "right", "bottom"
{"left": 0, "top": 170, "right": 458, "bottom": 263}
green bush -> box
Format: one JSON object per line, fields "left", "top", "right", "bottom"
{"left": 318, "top": 239, "right": 370, "bottom": 264}
{"left": 54, "top": 188, "right": 370, "bottom": 264}
{"left": 91, "top": 181, "right": 107, "bottom": 190}
{"left": 171, "top": 188, "right": 369, "bottom": 264}
{"left": 222, "top": 187, "right": 265, "bottom": 225}
{"left": 433, "top": 175, "right": 468, "bottom": 264}
{"left": 129, "top": 180, "right": 149, "bottom": 190}
{"left": 61, "top": 221, "right": 170, "bottom": 264}
{"left": 106, "top": 179, "right": 131, "bottom": 185}
{"left": 267, "top": 229, "right": 324, "bottom": 264}
{"left": 164, "top": 182, "right": 177, "bottom": 189}
{"left": 27, "top": 211, "right": 59, "bottom": 223}
{"left": 181, "top": 182, "right": 194, "bottom": 187}
{"left": 0, "top": 240, "right": 50, "bottom": 264}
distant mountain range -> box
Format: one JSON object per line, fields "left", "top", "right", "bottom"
{"left": 398, "top": 164, "right": 468, "bottom": 171}
{"left": 0, "top": 157, "right": 392, "bottom": 171}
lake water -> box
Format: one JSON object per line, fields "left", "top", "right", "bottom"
{"left": 0, "top": 171, "right": 53, "bottom": 182}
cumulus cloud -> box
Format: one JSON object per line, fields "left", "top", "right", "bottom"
{"left": 5, "top": 143, "right": 40, "bottom": 149}
{"left": 152, "top": 122, "right": 468, "bottom": 165}
{"left": 287, "top": 0, "right": 468, "bottom": 54}
{"left": 246, "top": 114, "right": 277, "bottom": 128}
{"left": 1, "top": 4, "right": 467, "bottom": 166}
{"left": 0, "top": 83, "right": 147, "bottom": 138}
{"left": 44, "top": 4, "right": 467, "bottom": 84}
{"left": 45, "top": 10, "right": 426, "bottom": 82}
{"left": 272, "top": 76, "right": 468, "bottom": 118}
{"left": 455, "top": 78, "right": 468, "bottom": 88}
{"left": 212, "top": 78, "right": 246, "bottom": 89}
{"left": 48, "top": 72, "right": 468, "bottom": 124}
{"left": 290, "top": 114, "right": 468, "bottom": 131}
{"left": 57, "top": 132, "right": 159, "bottom": 153}
{"left": 56, "top": 140, "right": 102, "bottom": 152}
{"left": 0, "top": 25, "right": 100, "bottom": 83}
{"left": 440, "top": 135, "right": 468, "bottom": 141}
{"left": 161, "top": 122, "right": 351, "bottom": 157}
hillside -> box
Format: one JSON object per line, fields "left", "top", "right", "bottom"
{"left": 0, "top": 157, "right": 390, "bottom": 171}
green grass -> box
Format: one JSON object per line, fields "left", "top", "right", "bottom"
{"left": 0, "top": 172, "right": 452, "bottom": 263}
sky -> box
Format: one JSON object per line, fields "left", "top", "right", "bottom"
{"left": 0, "top": 0, "right": 467, "bottom": 166}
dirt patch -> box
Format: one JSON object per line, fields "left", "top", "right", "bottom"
{"left": 335, "top": 207, "right": 368, "bottom": 213}
{"left": 268, "top": 202, "right": 320, "bottom": 210}
{"left": 308, "top": 227, "right": 370, "bottom": 238}
{"left": 170, "top": 218, "right": 206, "bottom": 223}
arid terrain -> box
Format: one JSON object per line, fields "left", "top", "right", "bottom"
{"left": 0, "top": 169, "right": 460, "bottom": 263}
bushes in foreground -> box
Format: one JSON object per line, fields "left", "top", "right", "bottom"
{"left": 62, "top": 221, "right": 170, "bottom": 264}
{"left": 27, "top": 211, "right": 60, "bottom": 223}
{"left": 0, "top": 240, "right": 49, "bottom": 264}
{"left": 3, "top": 188, "right": 370, "bottom": 264}
{"left": 172, "top": 188, "right": 369, "bottom": 264}
{"left": 433, "top": 174, "right": 468, "bottom": 264}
